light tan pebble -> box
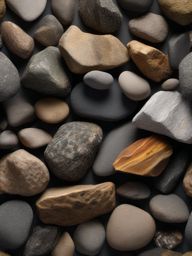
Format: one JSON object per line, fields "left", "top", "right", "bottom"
{"left": 52, "top": 232, "right": 75, "bottom": 256}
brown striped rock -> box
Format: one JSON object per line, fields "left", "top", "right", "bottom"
{"left": 183, "top": 163, "right": 192, "bottom": 197}
{"left": 36, "top": 182, "right": 116, "bottom": 226}
{"left": 113, "top": 135, "right": 173, "bottom": 177}
{"left": 127, "top": 40, "right": 172, "bottom": 82}
{"left": 0, "top": 0, "right": 5, "bottom": 19}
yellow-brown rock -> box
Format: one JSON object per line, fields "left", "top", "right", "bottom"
{"left": 127, "top": 40, "right": 172, "bottom": 82}
{"left": 36, "top": 182, "right": 116, "bottom": 226}
{"left": 0, "top": 0, "right": 6, "bottom": 19}
{"left": 113, "top": 135, "right": 173, "bottom": 177}
{"left": 183, "top": 163, "right": 192, "bottom": 197}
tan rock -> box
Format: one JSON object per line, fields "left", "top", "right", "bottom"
{"left": 127, "top": 40, "right": 172, "bottom": 82}
{"left": 1, "top": 21, "right": 34, "bottom": 59}
{"left": 0, "top": 0, "right": 6, "bottom": 19}
{"left": 0, "top": 253, "right": 11, "bottom": 256}
{"left": 183, "top": 163, "right": 192, "bottom": 197}
{"left": 0, "top": 149, "right": 50, "bottom": 196}
{"left": 183, "top": 253, "right": 192, "bottom": 256}
{"left": 36, "top": 182, "right": 116, "bottom": 226}
{"left": 52, "top": 232, "right": 75, "bottom": 256}
{"left": 59, "top": 25, "right": 129, "bottom": 74}
{"left": 158, "top": 0, "right": 192, "bottom": 26}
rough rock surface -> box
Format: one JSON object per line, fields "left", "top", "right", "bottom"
{"left": 179, "top": 52, "right": 192, "bottom": 98}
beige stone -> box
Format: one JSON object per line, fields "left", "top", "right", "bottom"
{"left": 52, "top": 232, "right": 75, "bottom": 256}
{"left": 59, "top": 25, "right": 129, "bottom": 74}
{"left": 0, "top": 0, "right": 6, "bottom": 19}
{"left": 183, "top": 163, "right": 192, "bottom": 197}
{"left": 127, "top": 40, "right": 172, "bottom": 82}
{"left": 0, "top": 253, "right": 11, "bottom": 256}
{"left": 183, "top": 253, "right": 192, "bottom": 256}
{"left": 36, "top": 182, "right": 116, "bottom": 226}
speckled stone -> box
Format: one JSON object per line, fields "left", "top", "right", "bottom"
{"left": 154, "top": 230, "right": 183, "bottom": 249}
{"left": 84, "top": 71, "right": 114, "bottom": 90}
{"left": 0, "top": 130, "right": 18, "bottom": 150}
{"left": 117, "top": 0, "right": 153, "bottom": 13}
{"left": 52, "top": 232, "right": 75, "bottom": 256}
{"left": 161, "top": 79, "right": 179, "bottom": 91}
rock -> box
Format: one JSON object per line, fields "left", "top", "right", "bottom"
{"left": 18, "top": 128, "right": 52, "bottom": 148}
{"left": 79, "top": 0, "right": 122, "bottom": 34}
{"left": 0, "top": 149, "right": 50, "bottom": 196}
{"left": 3, "top": 92, "right": 35, "bottom": 127}
{"left": 113, "top": 135, "right": 173, "bottom": 177}
{"left": 133, "top": 91, "right": 192, "bottom": 144}
{"left": 22, "top": 46, "right": 71, "bottom": 97}
{"left": 138, "top": 248, "right": 182, "bottom": 256}
{"left": 118, "top": 71, "right": 151, "bottom": 101}
{"left": 0, "top": 35, "right": 2, "bottom": 48}
{"left": 84, "top": 71, "right": 114, "bottom": 90}
{"left": 93, "top": 122, "right": 139, "bottom": 176}
{"left": 35, "top": 97, "right": 70, "bottom": 124}
{"left": 45, "top": 122, "right": 103, "bottom": 182}
{"left": 117, "top": 182, "right": 151, "bottom": 200}
{"left": 59, "top": 25, "right": 129, "bottom": 74}
{"left": 0, "top": 0, "right": 6, "bottom": 19}
{"left": 24, "top": 225, "right": 60, "bottom": 256}
{"left": 51, "top": 0, "right": 76, "bottom": 26}
{"left": 0, "top": 130, "right": 18, "bottom": 150}
{"left": 70, "top": 81, "right": 138, "bottom": 122}
{"left": 184, "top": 253, "right": 192, "bottom": 256}
{"left": 117, "top": 0, "right": 153, "bottom": 13}
{"left": 6, "top": 0, "right": 47, "bottom": 22}
{"left": 73, "top": 221, "right": 105, "bottom": 256}
{"left": 183, "top": 163, "right": 192, "bottom": 197}
{"left": 52, "top": 232, "right": 75, "bottom": 256}
{"left": 1, "top": 21, "right": 34, "bottom": 59}
{"left": 36, "top": 182, "right": 116, "bottom": 226}
{"left": 149, "top": 194, "right": 189, "bottom": 223}
{"left": 127, "top": 40, "right": 171, "bottom": 82}
{"left": 0, "top": 119, "right": 7, "bottom": 131}
{"left": 34, "top": 15, "right": 64, "bottom": 47}
{"left": 179, "top": 52, "right": 192, "bottom": 98}
{"left": 0, "top": 253, "right": 10, "bottom": 256}
{"left": 168, "top": 33, "right": 191, "bottom": 70}
{"left": 0, "top": 200, "right": 33, "bottom": 250}
{"left": 154, "top": 230, "right": 183, "bottom": 249}
{"left": 155, "top": 149, "right": 188, "bottom": 194}
{"left": 129, "top": 13, "right": 168, "bottom": 43}
{"left": 106, "top": 204, "right": 156, "bottom": 251}
{"left": 185, "top": 212, "right": 192, "bottom": 247}
{"left": 0, "top": 52, "right": 20, "bottom": 102}
{"left": 158, "top": 0, "right": 192, "bottom": 26}
{"left": 161, "top": 79, "right": 179, "bottom": 91}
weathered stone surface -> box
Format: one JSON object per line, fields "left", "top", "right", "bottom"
{"left": 117, "top": 0, "right": 153, "bottom": 13}
{"left": 36, "top": 182, "right": 116, "bottom": 226}
{"left": 183, "top": 163, "right": 192, "bottom": 197}
{"left": 52, "top": 232, "right": 75, "bottom": 256}
{"left": 0, "top": 149, "right": 50, "bottom": 196}
{"left": 133, "top": 91, "right": 192, "bottom": 144}
{"left": 154, "top": 230, "right": 183, "bottom": 250}
{"left": 0, "top": 130, "right": 18, "bottom": 150}
{"left": 127, "top": 40, "right": 171, "bottom": 82}
{"left": 0, "top": 0, "right": 6, "bottom": 19}
{"left": 179, "top": 52, "right": 192, "bottom": 98}
{"left": 138, "top": 248, "right": 182, "bottom": 256}
{"left": 161, "top": 79, "right": 179, "bottom": 91}
{"left": 59, "top": 25, "right": 129, "bottom": 74}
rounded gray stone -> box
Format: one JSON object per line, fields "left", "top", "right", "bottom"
{"left": 161, "top": 79, "right": 179, "bottom": 91}
{"left": 117, "top": 0, "right": 153, "bottom": 13}
{"left": 179, "top": 52, "right": 192, "bottom": 98}
{"left": 185, "top": 211, "right": 192, "bottom": 247}
{"left": 84, "top": 71, "right": 114, "bottom": 90}
{"left": 0, "top": 130, "right": 19, "bottom": 150}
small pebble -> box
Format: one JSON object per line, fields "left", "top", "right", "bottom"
{"left": 0, "top": 130, "right": 18, "bottom": 149}
{"left": 154, "top": 230, "right": 183, "bottom": 249}
{"left": 52, "top": 232, "right": 75, "bottom": 256}
{"left": 117, "top": 0, "right": 153, "bottom": 13}
{"left": 161, "top": 79, "right": 179, "bottom": 91}
{"left": 185, "top": 211, "right": 192, "bottom": 247}
{"left": 84, "top": 71, "right": 114, "bottom": 90}
{"left": 179, "top": 52, "right": 192, "bottom": 98}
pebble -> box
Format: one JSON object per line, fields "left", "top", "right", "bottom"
{"left": 0, "top": 0, "right": 6, "bottom": 19}
{"left": 36, "top": 182, "right": 115, "bottom": 226}
{"left": 129, "top": 13, "right": 168, "bottom": 43}
{"left": 161, "top": 79, "right": 179, "bottom": 91}
{"left": 117, "top": 0, "right": 153, "bottom": 13}
{"left": 22, "top": 46, "right": 71, "bottom": 97}
{"left": 1, "top": 21, "right": 34, "bottom": 59}
{"left": 51, "top": 0, "right": 76, "bottom": 26}
{"left": 0, "top": 130, "right": 18, "bottom": 150}
{"left": 18, "top": 128, "right": 52, "bottom": 149}
{"left": 168, "top": 33, "right": 191, "bottom": 70}
{"left": 34, "top": 15, "right": 64, "bottom": 47}
{"left": 183, "top": 163, "right": 192, "bottom": 197}
{"left": 0, "top": 52, "right": 20, "bottom": 102}
{"left": 0, "top": 149, "right": 50, "bottom": 196}
{"left": 184, "top": 253, "right": 192, "bottom": 256}
{"left": 149, "top": 194, "right": 189, "bottom": 223}
{"left": 45, "top": 122, "right": 103, "bottom": 182}
{"left": 59, "top": 25, "right": 129, "bottom": 74}
{"left": 106, "top": 204, "right": 156, "bottom": 251}
{"left": 6, "top": 0, "right": 47, "bottom": 22}
{"left": 79, "top": 0, "right": 122, "bottom": 34}
{"left": 133, "top": 91, "right": 192, "bottom": 144}
{"left": 35, "top": 97, "right": 69, "bottom": 124}
{"left": 84, "top": 71, "right": 114, "bottom": 90}
{"left": 118, "top": 71, "right": 151, "bottom": 101}
{"left": 0, "top": 200, "right": 33, "bottom": 250}
{"left": 73, "top": 221, "right": 105, "bottom": 256}
{"left": 24, "top": 225, "right": 59, "bottom": 256}
{"left": 185, "top": 212, "right": 192, "bottom": 247}
{"left": 138, "top": 248, "right": 182, "bottom": 256}
{"left": 154, "top": 230, "right": 183, "bottom": 249}
{"left": 70, "top": 81, "right": 138, "bottom": 122}
{"left": 0, "top": 253, "right": 10, "bottom": 256}
{"left": 117, "top": 182, "right": 151, "bottom": 200}
{"left": 52, "top": 232, "right": 75, "bottom": 256}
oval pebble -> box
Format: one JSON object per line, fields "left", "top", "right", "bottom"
{"left": 161, "top": 79, "right": 179, "bottom": 91}
{"left": 84, "top": 71, "right": 114, "bottom": 90}
{"left": 52, "top": 232, "right": 75, "bottom": 256}
{"left": 0, "top": 130, "right": 18, "bottom": 149}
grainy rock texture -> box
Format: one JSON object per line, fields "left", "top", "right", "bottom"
{"left": 179, "top": 52, "right": 192, "bottom": 98}
{"left": 52, "top": 232, "right": 75, "bottom": 256}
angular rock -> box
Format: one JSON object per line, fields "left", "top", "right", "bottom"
{"left": 138, "top": 248, "right": 182, "bottom": 256}
{"left": 133, "top": 91, "right": 192, "bottom": 144}
{"left": 45, "top": 122, "right": 103, "bottom": 182}
{"left": 34, "top": 15, "right": 64, "bottom": 47}
{"left": 117, "top": 0, "right": 153, "bottom": 13}
{"left": 161, "top": 79, "right": 179, "bottom": 91}
{"left": 84, "top": 71, "right": 114, "bottom": 90}
{"left": 1, "top": 21, "right": 34, "bottom": 59}
{"left": 0, "top": 130, "right": 19, "bottom": 150}
{"left": 129, "top": 13, "right": 168, "bottom": 43}
{"left": 0, "top": 149, "right": 50, "bottom": 196}
{"left": 59, "top": 25, "right": 129, "bottom": 74}
{"left": 127, "top": 40, "right": 171, "bottom": 82}
{"left": 22, "top": 46, "right": 71, "bottom": 97}
{"left": 79, "top": 0, "right": 122, "bottom": 34}
{"left": 179, "top": 52, "right": 192, "bottom": 98}
{"left": 0, "top": 0, "right": 6, "bottom": 19}
{"left": 154, "top": 230, "right": 183, "bottom": 249}
{"left": 36, "top": 182, "right": 116, "bottom": 226}
{"left": 185, "top": 212, "right": 192, "bottom": 247}
{"left": 183, "top": 163, "right": 192, "bottom": 197}
{"left": 52, "top": 232, "right": 75, "bottom": 256}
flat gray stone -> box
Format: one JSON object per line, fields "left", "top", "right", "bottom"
{"left": 133, "top": 91, "right": 192, "bottom": 144}
{"left": 84, "top": 71, "right": 114, "bottom": 90}
{"left": 179, "top": 52, "right": 192, "bottom": 98}
{"left": 161, "top": 79, "right": 179, "bottom": 91}
{"left": 117, "top": 0, "right": 153, "bottom": 13}
{"left": 0, "top": 130, "right": 19, "bottom": 150}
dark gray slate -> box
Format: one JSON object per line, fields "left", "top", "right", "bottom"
{"left": 117, "top": 0, "right": 153, "bottom": 13}
{"left": 179, "top": 52, "right": 192, "bottom": 98}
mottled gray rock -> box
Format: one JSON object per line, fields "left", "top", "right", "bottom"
{"left": 0, "top": 130, "right": 19, "bottom": 150}
{"left": 133, "top": 91, "right": 192, "bottom": 144}
{"left": 45, "top": 122, "right": 103, "bottom": 182}
{"left": 185, "top": 211, "right": 192, "bottom": 247}
{"left": 84, "top": 71, "right": 114, "bottom": 90}
{"left": 161, "top": 79, "right": 179, "bottom": 91}
{"left": 117, "top": 0, "right": 153, "bottom": 13}
{"left": 79, "top": 0, "right": 122, "bottom": 34}
{"left": 179, "top": 52, "right": 192, "bottom": 98}
{"left": 22, "top": 46, "right": 71, "bottom": 97}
